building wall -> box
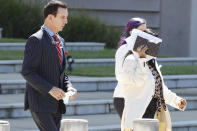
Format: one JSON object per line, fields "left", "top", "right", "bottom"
{"left": 61, "top": 0, "right": 195, "bottom": 57}
{"left": 64, "top": 0, "right": 161, "bottom": 30}
{"left": 160, "top": 0, "right": 191, "bottom": 57}
{"left": 189, "top": 0, "right": 197, "bottom": 57}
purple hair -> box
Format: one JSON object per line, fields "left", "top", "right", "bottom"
{"left": 117, "top": 18, "right": 146, "bottom": 48}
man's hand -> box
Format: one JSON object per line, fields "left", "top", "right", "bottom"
{"left": 49, "top": 87, "right": 65, "bottom": 100}
{"left": 178, "top": 99, "right": 187, "bottom": 110}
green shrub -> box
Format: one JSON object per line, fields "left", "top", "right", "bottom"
{"left": 60, "top": 13, "right": 121, "bottom": 48}
{"left": 0, "top": 0, "right": 43, "bottom": 39}
{"left": 0, "top": 1, "right": 121, "bottom": 48}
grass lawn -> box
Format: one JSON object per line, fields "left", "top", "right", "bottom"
{"left": 161, "top": 65, "right": 197, "bottom": 75}
{"left": 0, "top": 38, "right": 26, "bottom": 43}
{"left": 67, "top": 65, "right": 197, "bottom": 77}
{"left": 67, "top": 66, "right": 115, "bottom": 77}
{"left": 0, "top": 48, "right": 116, "bottom": 60}
{"left": 0, "top": 48, "right": 173, "bottom": 60}
{"left": 69, "top": 48, "right": 116, "bottom": 58}
{"left": 0, "top": 50, "right": 24, "bottom": 60}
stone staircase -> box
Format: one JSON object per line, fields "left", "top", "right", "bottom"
{"left": 0, "top": 92, "right": 114, "bottom": 118}
{"left": 0, "top": 89, "right": 197, "bottom": 131}
{"left": 1, "top": 42, "right": 197, "bottom": 131}
{"left": 0, "top": 73, "right": 197, "bottom": 130}
{"left": 0, "top": 91, "right": 197, "bottom": 118}
{"left": 1, "top": 73, "right": 197, "bottom": 94}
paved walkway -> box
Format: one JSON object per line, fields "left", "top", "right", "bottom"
{"left": 2, "top": 110, "right": 197, "bottom": 131}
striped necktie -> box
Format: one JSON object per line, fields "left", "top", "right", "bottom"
{"left": 53, "top": 35, "right": 62, "bottom": 65}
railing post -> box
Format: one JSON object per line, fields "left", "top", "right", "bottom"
{"left": 0, "top": 120, "right": 10, "bottom": 131}
{"left": 61, "top": 119, "right": 88, "bottom": 131}
{"left": 133, "top": 118, "right": 159, "bottom": 131}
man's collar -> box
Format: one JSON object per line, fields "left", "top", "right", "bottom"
{"left": 42, "top": 25, "right": 55, "bottom": 37}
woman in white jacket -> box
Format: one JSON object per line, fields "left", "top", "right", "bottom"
{"left": 120, "top": 29, "right": 187, "bottom": 131}
{"left": 113, "top": 18, "right": 147, "bottom": 118}
{"left": 114, "top": 18, "right": 187, "bottom": 131}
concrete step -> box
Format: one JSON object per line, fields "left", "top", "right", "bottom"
{"left": 2, "top": 110, "right": 197, "bottom": 131}
{"left": 1, "top": 73, "right": 197, "bottom": 94}
{"left": 0, "top": 74, "right": 117, "bottom": 94}
{"left": 0, "top": 91, "right": 196, "bottom": 118}
{"left": 171, "top": 88, "right": 197, "bottom": 96}
{"left": 1, "top": 58, "right": 197, "bottom": 73}
{"left": 0, "top": 92, "right": 114, "bottom": 118}
{"left": 158, "top": 57, "right": 197, "bottom": 66}
{"left": 0, "top": 42, "right": 105, "bottom": 51}
{"left": 74, "top": 57, "right": 197, "bottom": 67}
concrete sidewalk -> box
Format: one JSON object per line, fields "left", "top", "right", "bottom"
{"left": 2, "top": 110, "right": 197, "bottom": 131}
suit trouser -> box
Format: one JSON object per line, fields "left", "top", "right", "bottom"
{"left": 113, "top": 97, "right": 125, "bottom": 118}
{"left": 31, "top": 111, "right": 62, "bottom": 131}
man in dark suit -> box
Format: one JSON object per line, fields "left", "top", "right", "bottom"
{"left": 21, "top": 1, "right": 77, "bottom": 131}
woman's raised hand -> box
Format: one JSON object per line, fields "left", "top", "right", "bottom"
{"left": 136, "top": 45, "right": 148, "bottom": 58}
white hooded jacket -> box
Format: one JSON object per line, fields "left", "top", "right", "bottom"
{"left": 118, "top": 33, "right": 185, "bottom": 131}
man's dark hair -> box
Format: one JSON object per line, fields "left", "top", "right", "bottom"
{"left": 44, "top": 0, "right": 67, "bottom": 19}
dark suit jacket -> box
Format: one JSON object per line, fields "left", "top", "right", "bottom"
{"left": 21, "top": 29, "right": 72, "bottom": 113}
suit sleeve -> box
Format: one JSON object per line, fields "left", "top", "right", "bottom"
{"left": 21, "top": 36, "right": 53, "bottom": 96}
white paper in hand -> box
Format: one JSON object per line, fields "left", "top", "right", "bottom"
{"left": 63, "top": 91, "right": 75, "bottom": 104}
